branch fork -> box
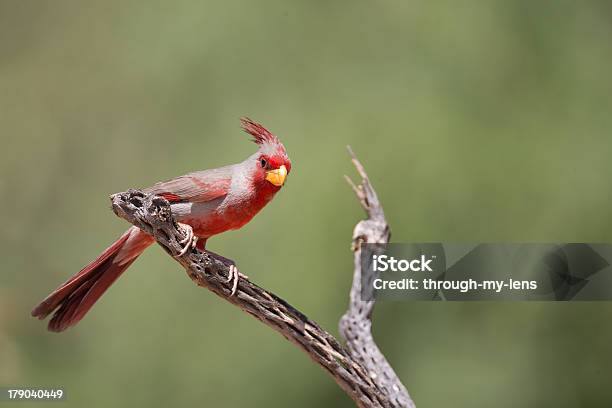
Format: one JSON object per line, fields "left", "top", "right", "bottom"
{"left": 109, "top": 149, "right": 414, "bottom": 408}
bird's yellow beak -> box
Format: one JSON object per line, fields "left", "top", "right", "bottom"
{"left": 265, "top": 165, "right": 287, "bottom": 187}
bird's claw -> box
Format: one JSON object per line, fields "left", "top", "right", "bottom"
{"left": 226, "top": 265, "right": 248, "bottom": 296}
{"left": 202, "top": 250, "right": 247, "bottom": 296}
{"left": 175, "top": 223, "right": 197, "bottom": 258}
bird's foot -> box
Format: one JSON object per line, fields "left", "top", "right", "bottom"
{"left": 225, "top": 264, "right": 249, "bottom": 296}
{"left": 204, "top": 250, "right": 248, "bottom": 296}
{"left": 175, "top": 223, "right": 198, "bottom": 257}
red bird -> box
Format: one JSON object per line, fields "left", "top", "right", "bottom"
{"left": 32, "top": 118, "right": 291, "bottom": 332}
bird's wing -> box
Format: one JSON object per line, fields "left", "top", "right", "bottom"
{"left": 144, "top": 166, "right": 233, "bottom": 203}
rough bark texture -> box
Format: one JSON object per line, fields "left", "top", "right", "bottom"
{"left": 340, "top": 147, "right": 416, "bottom": 408}
{"left": 109, "top": 150, "right": 413, "bottom": 407}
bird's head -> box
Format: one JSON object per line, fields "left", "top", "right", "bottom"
{"left": 241, "top": 117, "right": 291, "bottom": 191}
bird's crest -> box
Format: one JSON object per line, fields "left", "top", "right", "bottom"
{"left": 241, "top": 117, "right": 280, "bottom": 146}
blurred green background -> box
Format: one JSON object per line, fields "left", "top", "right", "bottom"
{"left": 2, "top": 1, "right": 612, "bottom": 407}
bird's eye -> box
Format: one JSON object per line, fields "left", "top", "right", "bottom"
{"left": 260, "top": 158, "right": 267, "bottom": 168}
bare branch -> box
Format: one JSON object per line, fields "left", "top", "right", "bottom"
{"left": 340, "top": 147, "right": 416, "bottom": 408}
{"left": 109, "top": 189, "right": 391, "bottom": 408}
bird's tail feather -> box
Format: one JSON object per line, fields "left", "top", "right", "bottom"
{"left": 32, "top": 227, "right": 151, "bottom": 332}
